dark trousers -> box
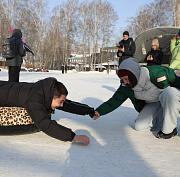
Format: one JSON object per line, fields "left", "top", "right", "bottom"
{"left": 8, "top": 66, "right": 21, "bottom": 82}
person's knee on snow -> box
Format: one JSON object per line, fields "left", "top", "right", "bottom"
{"left": 134, "top": 119, "right": 150, "bottom": 132}
{"left": 134, "top": 120, "right": 144, "bottom": 131}
{"left": 159, "top": 87, "right": 177, "bottom": 106}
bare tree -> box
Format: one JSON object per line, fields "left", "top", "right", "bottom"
{"left": 77, "top": 0, "right": 118, "bottom": 71}
{"left": 91, "top": 0, "right": 102, "bottom": 70}
{"left": 45, "top": 0, "right": 78, "bottom": 70}
{"left": 1, "top": 0, "right": 16, "bottom": 25}
{"left": 175, "top": 0, "right": 180, "bottom": 27}
{"left": 0, "top": 0, "right": 15, "bottom": 40}
{"left": 45, "top": 6, "right": 65, "bottom": 69}
{"left": 0, "top": 0, "right": 119, "bottom": 70}
{"left": 100, "top": 1, "right": 118, "bottom": 66}
{"left": 13, "top": 3, "right": 38, "bottom": 68}
{"left": 78, "top": 1, "right": 91, "bottom": 71}
{"left": 61, "top": 0, "right": 79, "bottom": 65}
{"left": 127, "top": 0, "right": 175, "bottom": 37}
{"left": 0, "top": 0, "right": 22, "bottom": 55}
{"left": 25, "top": 0, "right": 48, "bottom": 69}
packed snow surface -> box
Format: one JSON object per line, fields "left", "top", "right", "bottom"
{"left": 0, "top": 69, "right": 180, "bottom": 177}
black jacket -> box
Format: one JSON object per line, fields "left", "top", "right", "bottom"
{"left": 144, "top": 48, "right": 164, "bottom": 66}
{"left": 117, "top": 38, "right": 136, "bottom": 64}
{"left": 6, "top": 29, "right": 26, "bottom": 66}
{"left": 0, "top": 77, "right": 95, "bottom": 141}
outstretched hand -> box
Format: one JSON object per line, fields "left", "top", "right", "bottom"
{"left": 73, "top": 135, "right": 90, "bottom": 145}
{"left": 93, "top": 111, "right": 100, "bottom": 120}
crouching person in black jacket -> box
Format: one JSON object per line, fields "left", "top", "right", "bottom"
{"left": 0, "top": 77, "right": 98, "bottom": 145}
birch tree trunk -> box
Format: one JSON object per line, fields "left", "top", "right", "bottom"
{"left": 63, "top": 0, "right": 78, "bottom": 65}
{"left": 1, "top": 0, "right": 15, "bottom": 24}
{"left": 27, "top": 0, "right": 47, "bottom": 69}
{"left": 175, "top": 0, "right": 180, "bottom": 27}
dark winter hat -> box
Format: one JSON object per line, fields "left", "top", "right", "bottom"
{"left": 117, "top": 58, "right": 141, "bottom": 80}
{"left": 123, "top": 31, "right": 129, "bottom": 36}
{"left": 117, "top": 69, "right": 132, "bottom": 78}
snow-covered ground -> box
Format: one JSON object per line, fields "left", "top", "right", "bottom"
{"left": 0, "top": 69, "right": 180, "bottom": 177}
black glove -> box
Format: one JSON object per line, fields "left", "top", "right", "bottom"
{"left": 89, "top": 108, "right": 95, "bottom": 118}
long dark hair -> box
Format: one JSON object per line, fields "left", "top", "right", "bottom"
{"left": 121, "top": 74, "right": 137, "bottom": 88}
{"left": 128, "top": 74, "right": 137, "bottom": 88}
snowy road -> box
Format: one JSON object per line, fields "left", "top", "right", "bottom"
{"left": 0, "top": 69, "right": 180, "bottom": 177}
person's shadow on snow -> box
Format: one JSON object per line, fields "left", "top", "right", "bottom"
{"left": 63, "top": 129, "right": 104, "bottom": 175}
{"left": 102, "top": 85, "right": 117, "bottom": 92}
{"left": 58, "top": 97, "right": 159, "bottom": 177}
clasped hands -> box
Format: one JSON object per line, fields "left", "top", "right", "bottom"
{"left": 93, "top": 111, "right": 100, "bottom": 120}
{"left": 147, "top": 55, "right": 153, "bottom": 61}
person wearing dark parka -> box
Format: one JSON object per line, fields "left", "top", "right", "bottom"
{"left": 0, "top": 77, "right": 98, "bottom": 145}
{"left": 5, "top": 29, "right": 26, "bottom": 82}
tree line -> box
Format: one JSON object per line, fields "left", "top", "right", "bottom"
{"left": 0, "top": 0, "right": 178, "bottom": 70}
{"left": 0, "top": 0, "right": 118, "bottom": 70}
{"left": 126, "top": 0, "right": 176, "bottom": 38}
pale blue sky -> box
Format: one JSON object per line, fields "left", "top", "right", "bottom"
{"left": 47, "top": 0, "right": 154, "bottom": 30}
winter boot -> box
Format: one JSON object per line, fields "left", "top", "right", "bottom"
{"left": 156, "top": 128, "right": 178, "bottom": 139}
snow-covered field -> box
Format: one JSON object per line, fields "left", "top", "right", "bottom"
{"left": 0, "top": 69, "right": 180, "bottom": 177}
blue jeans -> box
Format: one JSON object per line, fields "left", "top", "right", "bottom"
{"left": 135, "top": 87, "right": 180, "bottom": 134}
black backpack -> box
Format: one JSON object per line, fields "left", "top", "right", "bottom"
{"left": 2, "top": 37, "right": 17, "bottom": 58}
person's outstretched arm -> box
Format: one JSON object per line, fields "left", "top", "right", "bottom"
{"left": 25, "top": 102, "right": 91, "bottom": 145}
{"left": 25, "top": 102, "right": 76, "bottom": 141}
{"left": 56, "top": 99, "right": 95, "bottom": 118}
{"left": 95, "top": 86, "right": 128, "bottom": 117}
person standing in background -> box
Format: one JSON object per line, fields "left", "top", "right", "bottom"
{"left": 169, "top": 30, "right": 180, "bottom": 69}
{"left": 65, "top": 64, "right": 68, "bottom": 73}
{"left": 117, "top": 31, "right": 136, "bottom": 66}
{"left": 144, "top": 39, "right": 163, "bottom": 66}
{"left": 61, "top": 64, "right": 65, "bottom": 74}
{"left": 5, "top": 29, "right": 26, "bottom": 82}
